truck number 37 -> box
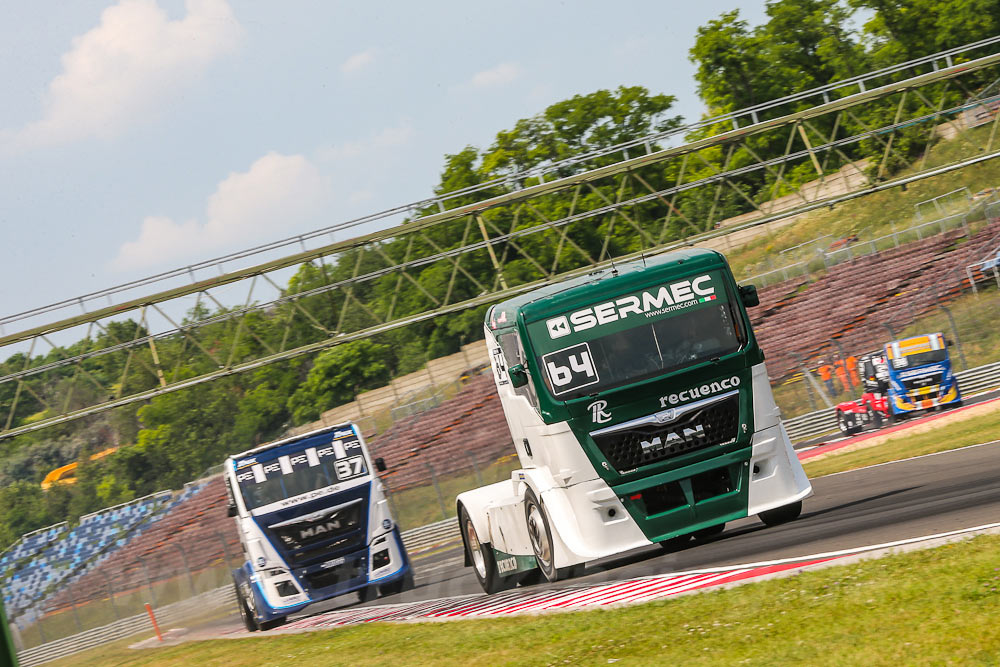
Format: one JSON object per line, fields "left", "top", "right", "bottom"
{"left": 334, "top": 456, "right": 366, "bottom": 480}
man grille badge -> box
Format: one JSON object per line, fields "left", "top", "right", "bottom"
{"left": 654, "top": 408, "right": 677, "bottom": 423}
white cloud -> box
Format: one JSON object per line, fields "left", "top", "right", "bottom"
{"left": 8, "top": 0, "right": 240, "bottom": 148}
{"left": 471, "top": 62, "right": 520, "bottom": 88}
{"left": 340, "top": 48, "right": 376, "bottom": 75}
{"left": 112, "top": 152, "right": 326, "bottom": 271}
{"left": 315, "top": 121, "right": 414, "bottom": 163}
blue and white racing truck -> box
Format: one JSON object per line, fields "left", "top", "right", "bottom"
{"left": 225, "top": 422, "right": 413, "bottom": 631}
{"left": 884, "top": 332, "right": 962, "bottom": 418}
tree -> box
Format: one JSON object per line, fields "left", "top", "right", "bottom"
{"left": 287, "top": 340, "right": 392, "bottom": 424}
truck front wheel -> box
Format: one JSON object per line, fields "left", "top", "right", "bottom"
{"left": 460, "top": 505, "right": 514, "bottom": 595}
{"left": 524, "top": 489, "right": 582, "bottom": 583}
{"left": 758, "top": 500, "right": 803, "bottom": 527}
{"left": 235, "top": 583, "right": 258, "bottom": 633}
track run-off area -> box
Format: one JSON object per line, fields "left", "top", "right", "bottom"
{"left": 170, "top": 395, "right": 1000, "bottom": 643}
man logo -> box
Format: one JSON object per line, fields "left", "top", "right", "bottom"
{"left": 547, "top": 316, "right": 571, "bottom": 339}
{"left": 654, "top": 408, "right": 676, "bottom": 424}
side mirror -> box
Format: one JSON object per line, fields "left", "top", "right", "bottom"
{"left": 226, "top": 504, "right": 237, "bottom": 517}
{"left": 739, "top": 284, "right": 760, "bottom": 308}
{"left": 509, "top": 364, "right": 529, "bottom": 388}
{"left": 375, "top": 457, "right": 387, "bottom": 473}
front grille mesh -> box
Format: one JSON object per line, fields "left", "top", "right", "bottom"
{"left": 305, "top": 557, "right": 365, "bottom": 590}
{"left": 591, "top": 394, "right": 739, "bottom": 471}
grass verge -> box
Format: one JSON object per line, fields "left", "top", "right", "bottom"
{"left": 56, "top": 533, "right": 1000, "bottom": 666}
{"left": 802, "top": 399, "right": 1000, "bottom": 478}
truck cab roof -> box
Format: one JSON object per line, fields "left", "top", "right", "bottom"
{"left": 486, "top": 248, "right": 728, "bottom": 330}
{"left": 227, "top": 422, "right": 357, "bottom": 463}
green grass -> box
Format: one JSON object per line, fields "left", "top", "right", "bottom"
{"left": 724, "top": 123, "right": 1000, "bottom": 280}
{"left": 55, "top": 533, "right": 1000, "bottom": 666}
{"left": 802, "top": 402, "right": 1000, "bottom": 479}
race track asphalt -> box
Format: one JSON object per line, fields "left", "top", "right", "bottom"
{"left": 283, "top": 439, "right": 1000, "bottom": 622}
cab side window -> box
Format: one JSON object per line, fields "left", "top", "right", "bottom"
{"left": 496, "top": 330, "right": 539, "bottom": 412}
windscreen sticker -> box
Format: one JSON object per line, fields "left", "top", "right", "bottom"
{"left": 333, "top": 440, "right": 347, "bottom": 458}
{"left": 545, "top": 274, "right": 718, "bottom": 340}
{"left": 305, "top": 447, "right": 320, "bottom": 467}
{"left": 543, "top": 342, "right": 600, "bottom": 396}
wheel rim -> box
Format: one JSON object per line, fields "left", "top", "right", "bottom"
{"left": 526, "top": 501, "right": 552, "bottom": 568}
{"left": 464, "top": 517, "right": 487, "bottom": 579}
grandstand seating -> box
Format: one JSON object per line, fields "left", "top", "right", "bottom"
{"left": 370, "top": 373, "right": 514, "bottom": 491}
{"left": 1, "top": 492, "right": 178, "bottom": 614}
{"left": 750, "top": 217, "right": 1000, "bottom": 378}
{"left": 38, "top": 476, "right": 238, "bottom": 614}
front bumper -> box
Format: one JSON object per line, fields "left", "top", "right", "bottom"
{"left": 246, "top": 526, "right": 411, "bottom": 621}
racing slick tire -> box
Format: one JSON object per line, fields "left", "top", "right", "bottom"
{"left": 459, "top": 504, "right": 515, "bottom": 595}
{"left": 837, "top": 411, "right": 860, "bottom": 436}
{"left": 235, "top": 583, "right": 259, "bottom": 633}
{"left": 357, "top": 585, "right": 377, "bottom": 603}
{"left": 658, "top": 534, "right": 692, "bottom": 551}
{"left": 379, "top": 570, "right": 415, "bottom": 597}
{"left": 524, "top": 488, "right": 583, "bottom": 583}
{"left": 758, "top": 501, "right": 803, "bottom": 527}
{"left": 692, "top": 522, "right": 726, "bottom": 540}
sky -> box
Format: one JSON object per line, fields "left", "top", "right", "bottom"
{"left": 0, "top": 0, "right": 773, "bottom": 325}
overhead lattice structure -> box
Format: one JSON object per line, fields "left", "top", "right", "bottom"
{"left": 3, "top": 37, "right": 1000, "bottom": 440}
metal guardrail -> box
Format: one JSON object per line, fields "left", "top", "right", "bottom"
{"left": 783, "top": 359, "right": 1000, "bottom": 443}
{"left": 16, "top": 585, "right": 235, "bottom": 667}
{"left": 401, "top": 517, "right": 460, "bottom": 554}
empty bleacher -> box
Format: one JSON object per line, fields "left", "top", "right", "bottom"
{"left": 370, "top": 372, "right": 513, "bottom": 491}
{"left": 750, "top": 216, "right": 1000, "bottom": 378}
{"left": 2, "top": 492, "right": 176, "bottom": 615}
{"left": 37, "top": 476, "right": 238, "bottom": 613}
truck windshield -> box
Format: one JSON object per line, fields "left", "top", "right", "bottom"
{"left": 234, "top": 436, "right": 369, "bottom": 511}
{"left": 526, "top": 270, "right": 744, "bottom": 400}
{"left": 891, "top": 349, "right": 947, "bottom": 369}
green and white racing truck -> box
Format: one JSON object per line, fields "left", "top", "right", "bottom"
{"left": 457, "top": 248, "right": 812, "bottom": 593}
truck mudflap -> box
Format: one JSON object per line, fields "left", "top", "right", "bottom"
{"left": 746, "top": 421, "right": 812, "bottom": 516}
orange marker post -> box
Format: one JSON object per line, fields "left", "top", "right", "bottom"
{"left": 145, "top": 603, "right": 163, "bottom": 642}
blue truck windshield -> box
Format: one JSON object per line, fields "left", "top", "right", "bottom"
{"left": 234, "top": 431, "right": 369, "bottom": 510}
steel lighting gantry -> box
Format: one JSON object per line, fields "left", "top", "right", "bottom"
{"left": 3, "top": 37, "right": 1000, "bottom": 440}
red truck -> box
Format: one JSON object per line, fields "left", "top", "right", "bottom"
{"left": 834, "top": 352, "right": 890, "bottom": 436}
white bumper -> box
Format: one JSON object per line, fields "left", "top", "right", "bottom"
{"left": 746, "top": 421, "right": 812, "bottom": 516}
